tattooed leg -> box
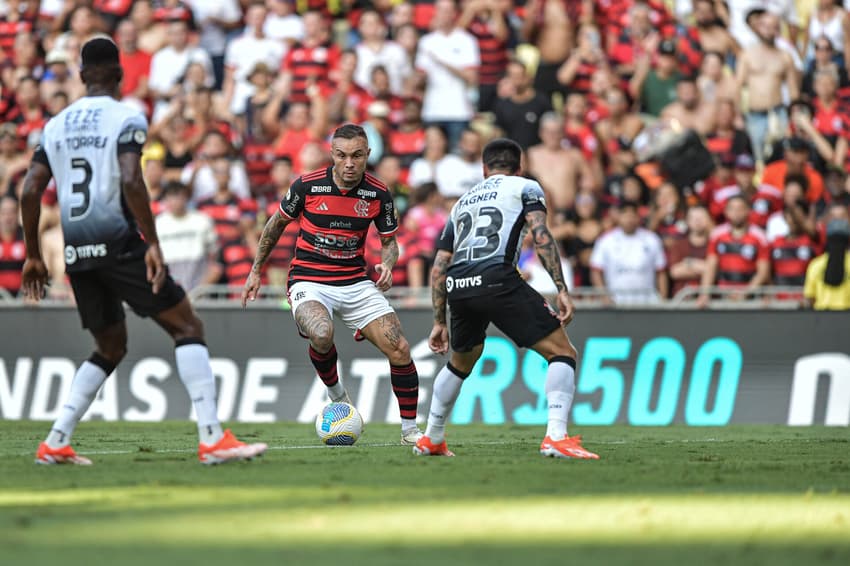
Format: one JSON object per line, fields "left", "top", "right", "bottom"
{"left": 294, "top": 301, "right": 334, "bottom": 353}
{"left": 360, "top": 312, "right": 411, "bottom": 365}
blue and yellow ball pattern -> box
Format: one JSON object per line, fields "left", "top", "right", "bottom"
{"left": 315, "top": 402, "right": 363, "bottom": 445}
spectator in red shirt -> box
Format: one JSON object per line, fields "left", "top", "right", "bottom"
{"left": 704, "top": 98, "right": 752, "bottom": 158}
{"left": 460, "top": 0, "right": 511, "bottom": 113}
{"left": 387, "top": 97, "right": 426, "bottom": 182}
{"left": 116, "top": 19, "right": 151, "bottom": 106}
{"left": 564, "top": 92, "right": 603, "bottom": 184}
{"left": 280, "top": 10, "right": 340, "bottom": 105}
{"left": 811, "top": 68, "right": 849, "bottom": 165}
{"left": 328, "top": 49, "right": 372, "bottom": 125}
{"left": 608, "top": 1, "right": 660, "bottom": 85}
{"left": 771, "top": 199, "right": 821, "bottom": 287}
{"left": 557, "top": 23, "right": 609, "bottom": 96}
{"left": 647, "top": 181, "right": 687, "bottom": 247}
{"left": 0, "top": 194, "right": 24, "bottom": 296}
{"left": 7, "top": 76, "right": 46, "bottom": 142}
{"left": 698, "top": 195, "right": 771, "bottom": 307}
{"left": 364, "top": 224, "right": 424, "bottom": 287}
{"left": 730, "top": 154, "right": 784, "bottom": 229}
{"left": 667, "top": 204, "right": 713, "bottom": 297}
{"left": 0, "top": 1, "right": 34, "bottom": 62}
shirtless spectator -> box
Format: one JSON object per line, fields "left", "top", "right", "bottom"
{"left": 661, "top": 76, "right": 716, "bottom": 135}
{"left": 528, "top": 112, "right": 591, "bottom": 214}
{"left": 736, "top": 10, "right": 799, "bottom": 163}
{"left": 692, "top": 0, "right": 739, "bottom": 59}
{"left": 522, "top": 0, "right": 575, "bottom": 105}
{"left": 492, "top": 60, "right": 552, "bottom": 150}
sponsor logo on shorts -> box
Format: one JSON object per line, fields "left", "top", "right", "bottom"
{"left": 445, "top": 275, "right": 482, "bottom": 292}
{"left": 64, "top": 243, "right": 107, "bottom": 265}
{"left": 292, "top": 291, "right": 306, "bottom": 301}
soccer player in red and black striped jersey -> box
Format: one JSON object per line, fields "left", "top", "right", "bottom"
{"left": 697, "top": 195, "right": 771, "bottom": 308}
{"left": 243, "top": 124, "right": 423, "bottom": 445}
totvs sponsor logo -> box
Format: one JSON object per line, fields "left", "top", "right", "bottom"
{"left": 64, "top": 243, "right": 107, "bottom": 264}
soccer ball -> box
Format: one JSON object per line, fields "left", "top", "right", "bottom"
{"left": 315, "top": 402, "right": 363, "bottom": 446}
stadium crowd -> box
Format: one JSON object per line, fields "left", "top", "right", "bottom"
{"left": 0, "top": 0, "right": 849, "bottom": 308}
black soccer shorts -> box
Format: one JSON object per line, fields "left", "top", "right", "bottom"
{"left": 449, "top": 282, "right": 562, "bottom": 353}
{"left": 68, "top": 256, "right": 186, "bottom": 332}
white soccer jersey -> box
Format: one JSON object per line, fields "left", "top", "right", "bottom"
{"left": 436, "top": 174, "right": 546, "bottom": 298}
{"left": 35, "top": 96, "right": 148, "bottom": 272}
{"left": 589, "top": 227, "right": 667, "bottom": 304}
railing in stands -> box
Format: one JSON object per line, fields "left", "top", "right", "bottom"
{"left": 0, "top": 285, "right": 809, "bottom": 310}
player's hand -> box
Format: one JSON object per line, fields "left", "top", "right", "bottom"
{"left": 429, "top": 322, "right": 449, "bottom": 355}
{"left": 696, "top": 294, "right": 710, "bottom": 309}
{"left": 21, "top": 257, "right": 49, "bottom": 302}
{"left": 556, "top": 290, "right": 575, "bottom": 325}
{"left": 241, "top": 270, "right": 262, "bottom": 307}
{"left": 145, "top": 243, "right": 166, "bottom": 294}
{"left": 375, "top": 263, "right": 393, "bottom": 292}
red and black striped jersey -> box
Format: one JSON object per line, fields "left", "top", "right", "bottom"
{"left": 217, "top": 239, "right": 255, "bottom": 287}
{"left": 281, "top": 42, "right": 340, "bottom": 104}
{"left": 279, "top": 167, "right": 398, "bottom": 287}
{"left": 567, "top": 58, "right": 601, "bottom": 95}
{"left": 388, "top": 127, "right": 426, "bottom": 170}
{"left": 467, "top": 16, "right": 509, "bottom": 87}
{"left": 364, "top": 225, "right": 421, "bottom": 287}
{"left": 0, "top": 17, "right": 32, "bottom": 61}
{"left": 242, "top": 139, "right": 277, "bottom": 194}
{"left": 197, "top": 194, "right": 258, "bottom": 243}
{"left": 771, "top": 233, "right": 821, "bottom": 286}
{"left": 265, "top": 201, "right": 301, "bottom": 270}
{"left": 0, "top": 228, "right": 25, "bottom": 295}
{"left": 708, "top": 224, "right": 770, "bottom": 287}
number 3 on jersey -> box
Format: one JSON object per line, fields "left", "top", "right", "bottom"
{"left": 69, "top": 157, "right": 92, "bottom": 220}
{"left": 455, "top": 206, "right": 503, "bottom": 261}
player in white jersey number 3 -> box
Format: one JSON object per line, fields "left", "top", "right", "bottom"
{"left": 21, "top": 38, "right": 266, "bottom": 465}
{"left": 415, "top": 138, "right": 599, "bottom": 459}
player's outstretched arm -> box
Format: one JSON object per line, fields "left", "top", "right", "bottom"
{"left": 429, "top": 249, "right": 453, "bottom": 354}
{"left": 375, "top": 235, "right": 399, "bottom": 292}
{"left": 119, "top": 152, "right": 166, "bottom": 293}
{"left": 20, "top": 161, "right": 52, "bottom": 301}
{"left": 526, "top": 209, "right": 574, "bottom": 325}
{"left": 242, "top": 211, "right": 292, "bottom": 307}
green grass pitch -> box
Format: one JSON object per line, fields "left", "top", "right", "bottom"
{"left": 1, "top": 422, "right": 849, "bottom": 566}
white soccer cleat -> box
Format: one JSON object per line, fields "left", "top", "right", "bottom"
{"left": 400, "top": 426, "right": 424, "bottom": 446}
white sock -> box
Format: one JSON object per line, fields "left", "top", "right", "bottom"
{"left": 425, "top": 364, "right": 466, "bottom": 444}
{"left": 46, "top": 359, "right": 110, "bottom": 448}
{"left": 545, "top": 358, "right": 576, "bottom": 441}
{"left": 175, "top": 342, "right": 223, "bottom": 445}
{"left": 401, "top": 418, "right": 418, "bottom": 433}
{"left": 328, "top": 381, "right": 347, "bottom": 402}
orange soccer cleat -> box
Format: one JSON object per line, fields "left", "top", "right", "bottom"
{"left": 35, "top": 442, "right": 93, "bottom": 465}
{"left": 198, "top": 429, "right": 268, "bottom": 465}
{"left": 412, "top": 435, "right": 454, "bottom": 456}
{"left": 539, "top": 435, "right": 600, "bottom": 460}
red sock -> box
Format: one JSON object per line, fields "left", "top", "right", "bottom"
{"left": 390, "top": 361, "right": 419, "bottom": 421}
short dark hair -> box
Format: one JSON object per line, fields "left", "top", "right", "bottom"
{"left": 332, "top": 123, "right": 368, "bottom": 142}
{"left": 617, "top": 199, "right": 640, "bottom": 212}
{"left": 81, "top": 38, "right": 120, "bottom": 69}
{"left": 163, "top": 181, "right": 190, "bottom": 196}
{"left": 784, "top": 173, "right": 809, "bottom": 191}
{"left": 274, "top": 154, "right": 293, "bottom": 166}
{"left": 483, "top": 138, "right": 522, "bottom": 173}
{"left": 725, "top": 194, "right": 750, "bottom": 207}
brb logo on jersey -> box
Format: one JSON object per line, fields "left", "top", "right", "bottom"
{"left": 354, "top": 199, "right": 370, "bottom": 217}
{"left": 65, "top": 244, "right": 107, "bottom": 265}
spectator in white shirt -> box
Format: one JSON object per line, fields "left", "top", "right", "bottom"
{"left": 149, "top": 20, "right": 214, "bottom": 119}
{"left": 223, "top": 2, "right": 286, "bottom": 116}
{"left": 186, "top": 0, "right": 243, "bottom": 89}
{"left": 414, "top": 0, "right": 480, "bottom": 149}
{"left": 408, "top": 125, "right": 482, "bottom": 199}
{"left": 590, "top": 200, "right": 668, "bottom": 305}
{"left": 181, "top": 130, "right": 251, "bottom": 202}
{"left": 156, "top": 181, "right": 220, "bottom": 291}
{"left": 263, "top": 0, "right": 304, "bottom": 45}
{"left": 355, "top": 9, "right": 412, "bottom": 96}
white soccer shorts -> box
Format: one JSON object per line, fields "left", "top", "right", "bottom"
{"left": 287, "top": 280, "right": 395, "bottom": 336}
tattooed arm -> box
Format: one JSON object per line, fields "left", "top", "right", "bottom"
{"left": 375, "top": 235, "right": 399, "bottom": 292}
{"left": 241, "top": 211, "right": 292, "bottom": 306}
{"left": 526, "top": 209, "right": 575, "bottom": 324}
{"left": 428, "top": 249, "right": 453, "bottom": 354}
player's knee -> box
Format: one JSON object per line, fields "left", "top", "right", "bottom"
{"left": 172, "top": 314, "right": 205, "bottom": 342}
{"left": 310, "top": 324, "right": 335, "bottom": 352}
{"left": 97, "top": 344, "right": 126, "bottom": 366}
